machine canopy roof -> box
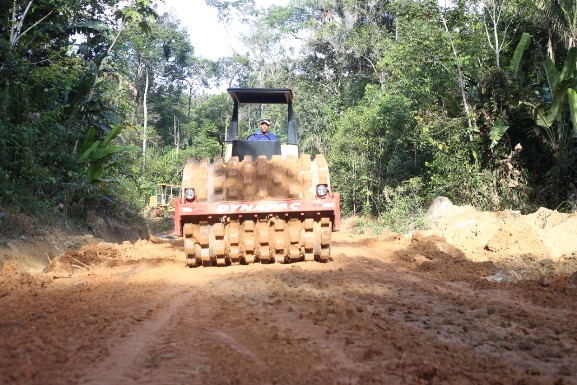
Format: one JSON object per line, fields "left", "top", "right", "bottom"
{"left": 227, "top": 88, "right": 293, "bottom": 104}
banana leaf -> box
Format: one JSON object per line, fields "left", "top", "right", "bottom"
{"left": 490, "top": 119, "right": 509, "bottom": 149}
{"left": 545, "top": 78, "right": 575, "bottom": 125}
{"left": 508, "top": 32, "right": 530, "bottom": 78}
{"left": 568, "top": 88, "right": 577, "bottom": 137}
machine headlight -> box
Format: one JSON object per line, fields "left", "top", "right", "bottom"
{"left": 316, "top": 184, "right": 328, "bottom": 198}
{"left": 184, "top": 188, "right": 196, "bottom": 201}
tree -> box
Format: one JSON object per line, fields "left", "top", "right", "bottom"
{"left": 113, "top": 10, "right": 193, "bottom": 176}
{"left": 480, "top": 0, "right": 513, "bottom": 68}
{"left": 534, "top": 0, "right": 577, "bottom": 52}
{"left": 520, "top": 47, "right": 577, "bottom": 204}
{"left": 0, "top": 0, "right": 159, "bottom": 215}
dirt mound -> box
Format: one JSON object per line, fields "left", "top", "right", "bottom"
{"left": 86, "top": 210, "right": 150, "bottom": 243}
{"left": 0, "top": 257, "right": 48, "bottom": 297}
{"left": 391, "top": 232, "right": 496, "bottom": 283}
{"left": 422, "top": 198, "right": 577, "bottom": 282}
{"left": 0, "top": 209, "right": 152, "bottom": 279}
{"left": 43, "top": 243, "right": 118, "bottom": 274}
{"left": 426, "top": 198, "right": 577, "bottom": 262}
{"left": 43, "top": 237, "right": 183, "bottom": 275}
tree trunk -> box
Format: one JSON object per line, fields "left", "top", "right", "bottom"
{"left": 548, "top": 30, "right": 555, "bottom": 63}
{"left": 131, "top": 58, "right": 144, "bottom": 126}
{"left": 482, "top": 0, "right": 509, "bottom": 68}
{"left": 352, "top": 158, "right": 357, "bottom": 215}
{"left": 440, "top": 10, "right": 472, "bottom": 128}
{"left": 174, "top": 115, "right": 180, "bottom": 157}
{"left": 10, "top": 0, "right": 33, "bottom": 47}
{"left": 188, "top": 84, "right": 193, "bottom": 117}
{"left": 141, "top": 68, "right": 149, "bottom": 177}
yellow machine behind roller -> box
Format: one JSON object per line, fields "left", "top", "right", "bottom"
{"left": 147, "top": 183, "right": 181, "bottom": 218}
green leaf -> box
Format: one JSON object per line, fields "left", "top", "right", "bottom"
{"left": 508, "top": 32, "right": 530, "bottom": 78}
{"left": 91, "top": 145, "right": 140, "bottom": 162}
{"left": 79, "top": 141, "right": 100, "bottom": 162}
{"left": 543, "top": 57, "right": 559, "bottom": 91}
{"left": 87, "top": 159, "right": 106, "bottom": 181}
{"left": 547, "top": 78, "right": 574, "bottom": 124}
{"left": 539, "top": 50, "right": 577, "bottom": 125}
{"left": 568, "top": 88, "right": 577, "bottom": 137}
{"left": 103, "top": 124, "right": 123, "bottom": 147}
{"left": 519, "top": 101, "right": 551, "bottom": 128}
{"left": 92, "top": 51, "right": 108, "bottom": 70}
{"left": 99, "top": 111, "right": 121, "bottom": 126}
{"left": 80, "top": 127, "right": 97, "bottom": 154}
{"left": 64, "top": 73, "right": 96, "bottom": 114}
{"left": 489, "top": 119, "right": 509, "bottom": 149}
{"left": 559, "top": 47, "right": 577, "bottom": 83}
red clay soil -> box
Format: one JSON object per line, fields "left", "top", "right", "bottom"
{"left": 1, "top": 201, "right": 576, "bottom": 385}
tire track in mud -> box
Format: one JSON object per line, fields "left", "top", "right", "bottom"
{"left": 18, "top": 233, "right": 576, "bottom": 385}
{"left": 92, "top": 260, "right": 385, "bottom": 385}
{"left": 332, "top": 243, "right": 577, "bottom": 384}
{"left": 80, "top": 285, "right": 193, "bottom": 385}
{"left": 121, "top": 292, "right": 278, "bottom": 385}
{"left": 384, "top": 275, "right": 577, "bottom": 381}
{"left": 120, "top": 281, "right": 368, "bottom": 385}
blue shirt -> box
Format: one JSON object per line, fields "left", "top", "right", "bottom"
{"left": 248, "top": 131, "right": 278, "bottom": 141}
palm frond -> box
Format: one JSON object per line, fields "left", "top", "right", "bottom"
{"left": 534, "top": 0, "right": 576, "bottom": 47}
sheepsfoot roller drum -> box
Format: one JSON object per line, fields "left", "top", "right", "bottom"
{"left": 173, "top": 88, "right": 340, "bottom": 267}
{"left": 174, "top": 154, "right": 340, "bottom": 267}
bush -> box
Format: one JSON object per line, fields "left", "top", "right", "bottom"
{"left": 377, "top": 177, "right": 429, "bottom": 234}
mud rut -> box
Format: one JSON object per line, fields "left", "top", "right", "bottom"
{"left": 1, "top": 233, "right": 576, "bottom": 385}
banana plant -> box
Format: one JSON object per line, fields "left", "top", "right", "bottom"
{"left": 521, "top": 47, "right": 577, "bottom": 140}
{"left": 80, "top": 124, "right": 140, "bottom": 183}
{"left": 508, "top": 32, "right": 531, "bottom": 80}
{"left": 517, "top": 46, "right": 577, "bottom": 202}
{"left": 489, "top": 119, "right": 509, "bottom": 149}
{"left": 488, "top": 33, "right": 530, "bottom": 150}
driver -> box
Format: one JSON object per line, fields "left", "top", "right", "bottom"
{"left": 248, "top": 119, "right": 278, "bottom": 141}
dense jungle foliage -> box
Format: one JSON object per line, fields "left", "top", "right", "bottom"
{"left": 1, "top": 0, "right": 577, "bottom": 233}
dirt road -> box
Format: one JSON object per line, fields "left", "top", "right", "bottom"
{"left": 1, "top": 206, "right": 577, "bottom": 385}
